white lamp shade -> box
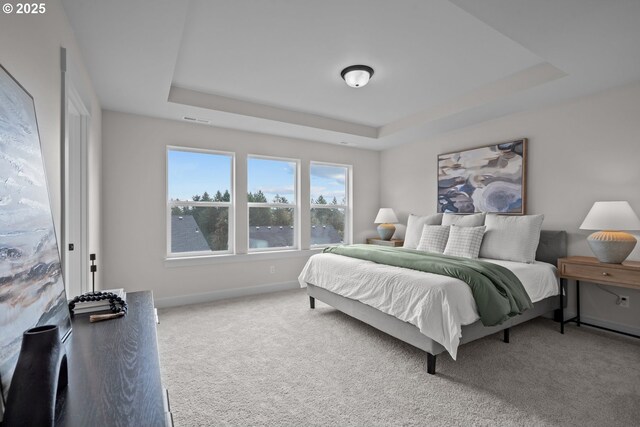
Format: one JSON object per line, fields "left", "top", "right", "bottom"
{"left": 374, "top": 208, "right": 398, "bottom": 224}
{"left": 579, "top": 201, "right": 640, "bottom": 231}
{"left": 343, "top": 69, "right": 371, "bottom": 88}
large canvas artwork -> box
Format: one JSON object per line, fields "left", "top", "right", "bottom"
{"left": 0, "top": 65, "right": 71, "bottom": 416}
{"left": 438, "top": 139, "right": 527, "bottom": 214}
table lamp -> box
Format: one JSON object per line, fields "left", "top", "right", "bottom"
{"left": 579, "top": 201, "right": 640, "bottom": 263}
{"left": 374, "top": 208, "right": 398, "bottom": 240}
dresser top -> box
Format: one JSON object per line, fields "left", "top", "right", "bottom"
{"left": 56, "top": 291, "right": 166, "bottom": 427}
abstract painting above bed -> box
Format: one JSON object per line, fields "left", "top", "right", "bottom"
{"left": 438, "top": 139, "right": 527, "bottom": 215}
{"left": 0, "top": 64, "right": 71, "bottom": 418}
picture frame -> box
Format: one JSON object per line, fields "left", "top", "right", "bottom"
{"left": 437, "top": 139, "right": 527, "bottom": 215}
{"left": 0, "top": 64, "right": 72, "bottom": 416}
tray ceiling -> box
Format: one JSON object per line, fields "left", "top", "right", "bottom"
{"left": 62, "top": 0, "right": 640, "bottom": 150}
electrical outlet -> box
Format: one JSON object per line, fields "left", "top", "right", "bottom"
{"left": 270, "top": 265, "right": 276, "bottom": 274}
{"left": 619, "top": 296, "right": 629, "bottom": 308}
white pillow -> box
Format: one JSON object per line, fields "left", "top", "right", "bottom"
{"left": 403, "top": 213, "right": 443, "bottom": 249}
{"left": 417, "top": 225, "right": 450, "bottom": 253}
{"left": 479, "top": 214, "right": 544, "bottom": 263}
{"left": 443, "top": 225, "right": 486, "bottom": 259}
{"left": 442, "top": 212, "right": 486, "bottom": 227}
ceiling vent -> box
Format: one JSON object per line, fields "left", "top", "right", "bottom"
{"left": 182, "top": 116, "right": 211, "bottom": 125}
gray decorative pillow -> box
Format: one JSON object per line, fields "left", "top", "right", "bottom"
{"left": 443, "top": 225, "right": 486, "bottom": 259}
{"left": 441, "top": 212, "right": 486, "bottom": 227}
{"left": 403, "top": 213, "right": 443, "bottom": 249}
{"left": 417, "top": 225, "right": 450, "bottom": 253}
{"left": 479, "top": 214, "right": 545, "bottom": 263}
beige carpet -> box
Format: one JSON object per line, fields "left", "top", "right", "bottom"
{"left": 157, "top": 289, "right": 640, "bottom": 426}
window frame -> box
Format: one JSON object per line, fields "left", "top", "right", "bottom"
{"left": 309, "top": 161, "right": 352, "bottom": 248}
{"left": 246, "top": 154, "right": 300, "bottom": 253}
{"left": 166, "top": 146, "right": 235, "bottom": 258}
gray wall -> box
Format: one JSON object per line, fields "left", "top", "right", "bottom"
{"left": 0, "top": 0, "right": 103, "bottom": 287}
{"left": 101, "top": 111, "right": 380, "bottom": 305}
{"left": 381, "top": 81, "right": 640, "bottom": 335}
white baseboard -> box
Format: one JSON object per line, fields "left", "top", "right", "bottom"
{"left": 562, "top": 311, "right": 640, "bottom": 337}
{"left": 154, "top": 280, "right": 300, "bottom": 308}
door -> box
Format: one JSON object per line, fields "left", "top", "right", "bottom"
{"left": 64, "top": 86, "right": 89, "bottom": 298}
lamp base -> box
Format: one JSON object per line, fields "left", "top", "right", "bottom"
{"left": 587, "top": 231, "right": 637, "bottom": 264}
{"left": 377, "top": 223, "right": 396, "bottom": 241}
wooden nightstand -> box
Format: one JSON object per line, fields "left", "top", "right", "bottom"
{"left": 557, "top": 256, "right": 640, "bottom": 338}
{"left": 366, "top": 238, "right": 404, "bottom": 247}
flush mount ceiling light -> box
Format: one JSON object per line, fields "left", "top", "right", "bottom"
{"left": 341, "top": 65, "right": 374, "bottom": 88}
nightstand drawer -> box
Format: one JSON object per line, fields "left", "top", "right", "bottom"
{"left": 560, "top": 262, "right": 640, "bottom": 288}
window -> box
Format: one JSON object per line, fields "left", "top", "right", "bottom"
{"left": 247, "top": 156, "right": 298, "bottom": 251}
{"left": 310, "top": 162, "right": 350, "bottom": 246}
{"left": 167, "top": 147, "right": 234, "bottom": 256}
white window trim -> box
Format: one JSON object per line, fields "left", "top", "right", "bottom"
{"left": 169, "top": 201, "right": 231, "bottom": 208}
{"left": 247, "top": 202, "right": 297, "bottom": 208}
{"left": 310, "top": 204, "right": 348, "bottom": 209}
{"left": 166, "top": 146, "right": 236, "bottom": 258}
{"left": 247, "top": 154, "right": 300, "bottom": 252}
{"left": 310, "top": 161, "right": 352, "bottom": 248}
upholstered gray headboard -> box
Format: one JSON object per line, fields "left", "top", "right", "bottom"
{"left": 536, "top": 230, "right": 567, "bottom": 266}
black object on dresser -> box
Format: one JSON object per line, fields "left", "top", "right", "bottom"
{"left": 55, "top": 291, "right": 171, "bottom": 427}
{"left": 3, "top": 325, "right": 67, "bottom": 427}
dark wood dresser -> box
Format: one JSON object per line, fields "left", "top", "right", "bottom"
{"left": 56, "top": 291, "right": 171, "bottom": 426}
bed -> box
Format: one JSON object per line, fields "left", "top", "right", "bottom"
{"left": 298, "top": 230, "right": 567, "bottom": 375}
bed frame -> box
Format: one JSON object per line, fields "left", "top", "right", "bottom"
{"left": 306, "top": 230, "right": 567, "bottom": 375}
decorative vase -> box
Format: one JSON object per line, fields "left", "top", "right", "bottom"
{"left": 377, "top": 223, "right": 396, "bottom": 240}
{"left": 587, "top": 230, "right": 637, "bottom": 264}
{"left": 3, "top": 325, "right": 68, "bottom": 427}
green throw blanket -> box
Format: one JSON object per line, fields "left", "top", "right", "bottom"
{"left": 323, "top": 244, "right": 533, "bottom": 326}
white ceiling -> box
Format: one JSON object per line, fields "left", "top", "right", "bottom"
{"left": 62, "top": 0, "right": 640, "bottom": 150}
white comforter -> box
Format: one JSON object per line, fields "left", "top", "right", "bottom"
{"left": 298, "top": 253, "right": 558, "bottom": 360}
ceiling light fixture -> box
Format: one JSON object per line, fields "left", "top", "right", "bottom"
{"left": 341, "top": 65, "right": 374, "bottom": 88}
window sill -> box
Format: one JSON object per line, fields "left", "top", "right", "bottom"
{"left": 164, "top": 248, "right": 323, "bottom": 268}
